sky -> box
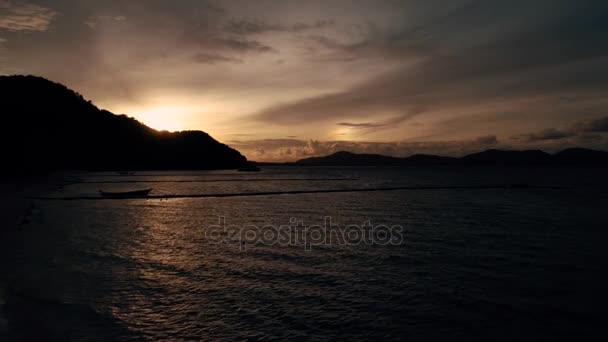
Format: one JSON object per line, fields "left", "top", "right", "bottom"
{"left": 1, "top": 0, "right": 608, "bottom": 161}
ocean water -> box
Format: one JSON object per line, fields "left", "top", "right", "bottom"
{"left": 1, "top": 166, "right": 607, "bottom": 341}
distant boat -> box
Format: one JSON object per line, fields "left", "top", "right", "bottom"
{"left": 117, "top": 171, "right": 136, "bottom": 175}
{"left": 100, "top": 188, "right": 152, "bottom": 198}
{"left": 238, "top": 165, "right": 261, "bottom": 172}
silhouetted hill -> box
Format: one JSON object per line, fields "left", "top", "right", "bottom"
{"left": 296, "top": 148, "right": 608, "bottom": 166}
{"left": 2, "top": 75, "right": 247, "bottom": 174}
{"left": 459, "top": 149, "right": 552, "bottom": 165}
{"left": 553, "top": 148, "right": 608, "bottom": 164}
{"left": 402, "top": 154, "right": 457, "bottom": 165}
{"left": 296, "top": 151, "right": 404, "bottom": 166}
{"left": 296, "top": 151, "right": 457, "bottom": 166}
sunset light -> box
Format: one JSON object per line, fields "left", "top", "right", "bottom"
{"left": 136, "top": 106, "right": 187, "bottom": 132}
{"left": 2, "top": 1, "right": 608, "bottom": 340}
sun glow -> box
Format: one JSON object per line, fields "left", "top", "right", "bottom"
{"left": 332, "top": 126, "right": 354, "bottom": 140}
{"left": 135, "top": 106, "right": 187, "bottom": 132}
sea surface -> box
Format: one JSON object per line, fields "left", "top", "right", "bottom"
{"left": 1, "top": 166, "right": 607, "bottom": 341}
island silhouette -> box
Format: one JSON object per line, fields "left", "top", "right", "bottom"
{"left": 2, "top": 75, "right": 248, "bottom": 175}
{"left": 294, "top": 149, "right": 608, "bottom": 166}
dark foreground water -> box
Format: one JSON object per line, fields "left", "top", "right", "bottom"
{"left": 1, "top": 166, "right": 607, "bottom": 341}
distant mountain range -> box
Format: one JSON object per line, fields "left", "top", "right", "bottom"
{"left": 295, "top": 149, "right": 608, "bottom": 166}
{"left": 2, "top": 75, "right": 248, "bottom": 175}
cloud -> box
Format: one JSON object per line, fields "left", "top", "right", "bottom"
{"left": 0, "top": 36, "right": 6, "bottom": 72}
{"left": 225, "top": 19, "right": 334, "bottom": 35}
{"left": 513, "top": 116, "right": 608, "bottom": 143}
{"left": 84, "top": 15, "right": 127, "bottom": 29}
{"left": 338, "top": 122, "right": 386, "bottom": 128}
{"left": 252, "top": 1, "right": 608, "bottom": 135}
{"left": 577, "top": 115, "right": 608, "bottom": 133}
{"left": 578, "top": 133, "right": 604, "bottom": 142}
{"left": 475, "top": 135, "right": 498, "bottom": 145}
{"left": 0, "top": 0, "right": 282, "bottom": 99}
{"left": 193, "top": 52, "right": 242, "bottom": 64}
{"left": 211, "top": 36, "right": 274, "bottom": 53}
{"left": 306, "top": 26, "right": 434, "bottom": 62}
{"left": 0, "top": 1, "right": 58, "bottom": 32}
{"left": 335, "top": 115, "right": 418, "bottom": 137}
{"left": 254, "top": 53, "right": 608, "bottom": 131}
{"left": 253, "top": 77, "right": 429, "bottom": 125}
{"left": 519, "top": 128, "right": 576, "bottom": 142}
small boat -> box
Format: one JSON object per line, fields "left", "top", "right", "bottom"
{"left": 238, "top": 165, "right": 261, "bottom": 172}
{"left": 117, "top": 171, "right": 136, "bottom": 175}
{"left": 100, "top": 188, "right": 152, "bottom": 198}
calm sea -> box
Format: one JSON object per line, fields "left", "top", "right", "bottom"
{"left": 1, "top": 166, "right": 607, "bottom": 341}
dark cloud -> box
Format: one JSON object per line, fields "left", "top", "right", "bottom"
{"left": 84, "top": 15, "right": 126, "bottom": 29}
{"left": 306, "top": 25, "right": 435, "bottom": 62}
{"left": 227, "top": 133, "right": 255, "bottom": 137}
{"left": 254, "top": 53, "right": 608, "bottom": 127}
{"left": 254, "top": 1, "right": 608, "bottom": 130}
{"left": 335, "top": 116, "right": 416, "bottom": 137}
{"left": 577, "top": 115, "right": 608, "bottom": 133}
{"left": 520, "top": 128, "right": 576, "bottom": 142}
{"left": 337, "top": 122, "right": 386, "bottom": 128}
{"left": 475, "top": 135, "right": 498, "bottom": 145}
{"left": 193, "top": 52, "right": 242, "bottom": 64}
{"left": 107, "top": 1, "right": 275, "bottom": 56}
{"left": 225, "top": 19, "right": 334, "bottom": 35}
{"left": 578, "top": 133, "right": 604, "bottom": 142}
{"left": 0, "top": 1, "right": 58, "bottom": 32}
{"left": 510, "top": 115, "right": 608, "bottom": 146}
{"left": 229, "top": 138, "right": 307, "bottom": 151}
{"left": 225, "top": 20, "right": 284, "bottom": 35}
{"left": 211, "top": 37, "right": 274, "bottom": 53}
